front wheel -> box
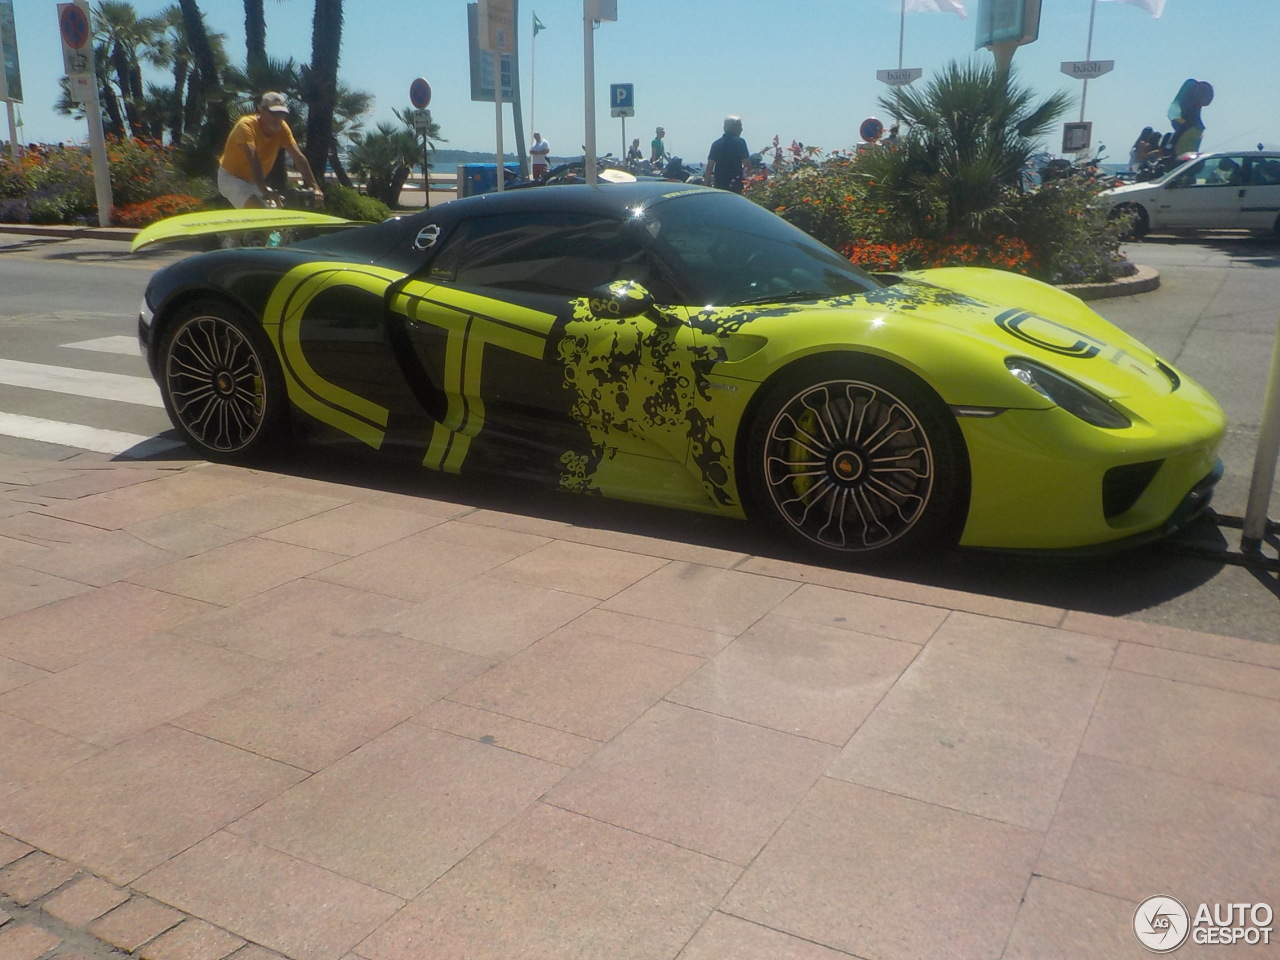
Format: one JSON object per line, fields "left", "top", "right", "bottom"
{"left": 157, "top": 300, "right": 289, "bottom": 460}
{"left": 742, "top": 358, "right": 968, "bottom": 558}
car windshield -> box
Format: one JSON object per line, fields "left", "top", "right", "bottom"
{"left": 640, "top": 192, "right": 880, "bottom": 306}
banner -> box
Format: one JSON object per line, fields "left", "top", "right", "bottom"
{"left": 0, "top": 0, "right": 22, "bottom": 103}
{"left": 1098, "top": 0, "right": 1166, "bottom": 17}
{"left": 905, "top": 0, "right": 968, "bottom": 17}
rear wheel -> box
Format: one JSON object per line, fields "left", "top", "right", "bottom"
{"left": 157, "top": 300, "right": 288, "bottom": 459}
{"left": 1110, "top": 202, "right": 1149, "bottom": 238}
{"left": 743, "top": 357, "right": 968, "bottom": 558}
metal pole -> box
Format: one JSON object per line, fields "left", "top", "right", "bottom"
{"left": 1242, "top": 313, "right": 1280, "bottom": 553}
{"left": 494, "top": 53, "right": 504, "bottom": 192}
{"left": 898, "top": 0, "right": 905, "bottom": 70}
{"left": 582, "top": 1, "right": 597, "bottom": 185}
{"left": 422, "top": 132, "right": 430, "bottom": 209}
{"left": 1079, "top": 0, "right": 1097, "bottom": 126}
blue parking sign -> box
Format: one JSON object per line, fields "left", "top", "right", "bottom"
{"left": 610, "top": 83, "right": 633, "bottom": 110}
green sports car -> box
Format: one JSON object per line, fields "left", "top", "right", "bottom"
{"left": 135, "top": 182, "right": 1224, "bottom": 557}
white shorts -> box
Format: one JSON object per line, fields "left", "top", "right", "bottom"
{"left": 218, "top": 167, "right": 264, "bottom": 208}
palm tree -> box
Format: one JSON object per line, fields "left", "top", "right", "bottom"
{"left": 392, "top": 105, "right": 446, "bottom": 201}
{"left": 348, "top": 121, "right": 419, "bottom": 206}
{"left": 145, "top": 4, "right": 227, "bottom": 144}
{"left": 302, "top": 0, "right": 342, "bottom": 184}
{"left": 868, "top": 59, "right": 1071, "bottom": 241}
{"left": 175, "top": 0, "right": 228, "bottom": 175}
{"left": 93, "top": 1, "right": 161, "bottom": 137}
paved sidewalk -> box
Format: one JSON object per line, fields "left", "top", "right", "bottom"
{"left": 1, "top": 452, "right": 1278, "bottom": 960}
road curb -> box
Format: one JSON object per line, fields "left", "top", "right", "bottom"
{"left": 0, "top": 222, "right": 1160, "bottom": 299}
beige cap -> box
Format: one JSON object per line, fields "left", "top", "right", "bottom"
{"left": 259, "top": 92, "right": 289, "bottom": 113}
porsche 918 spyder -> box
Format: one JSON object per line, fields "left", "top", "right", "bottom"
{"left": 135, "top": 182, "right": 1224, "bottom": 557}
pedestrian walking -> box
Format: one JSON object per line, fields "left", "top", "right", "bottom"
{"left": 705, "top": 116, "right": 750, "bottom": 193}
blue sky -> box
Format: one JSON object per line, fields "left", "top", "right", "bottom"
{"left": 5, "top": 0, "right": 1277, "bottom": 163}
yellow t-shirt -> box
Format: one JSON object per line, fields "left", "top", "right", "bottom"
{"left": 219, "top": 114, "right": 297, "bottom": 182}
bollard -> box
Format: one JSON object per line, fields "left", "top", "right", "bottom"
{"left": 1241, "top": 311, "right": 1280, "bottom": 553}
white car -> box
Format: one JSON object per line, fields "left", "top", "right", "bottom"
{"left": 1102, "top": 150, "right": 1280, "bottom": 237}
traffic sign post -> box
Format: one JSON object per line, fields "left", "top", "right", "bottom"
{"left": 57, "top": 1, "right": 112, "bottom": 226}
{"left": 409, "top": 77, "right": 434, "bottom": 207}
{"left": 610, "top": 83, "right": 633, "bottom": 160}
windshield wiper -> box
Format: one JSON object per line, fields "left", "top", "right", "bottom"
{"left": 731, "top": 290, "right": 830, "bottom": 307}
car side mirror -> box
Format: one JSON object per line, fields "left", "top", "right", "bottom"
{"left": 586, "top": 281, "right": 678, "bottom": 326}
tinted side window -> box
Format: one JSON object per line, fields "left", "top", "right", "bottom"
{"left": 426, "top": 212, "right": 659, "bottom": 298}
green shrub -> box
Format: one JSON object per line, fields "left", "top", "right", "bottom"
{"left": 323, "top": 184, "right": 391, "bottom": 222}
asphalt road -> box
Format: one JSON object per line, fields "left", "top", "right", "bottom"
{"left": 0, "top": 229, "right": 1276, "bottom": 643}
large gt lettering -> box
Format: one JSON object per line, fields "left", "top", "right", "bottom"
{"left": 995, "top": 308, "right": 1105, "bottom": 359}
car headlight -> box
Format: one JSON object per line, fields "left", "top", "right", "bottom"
{"left": 1005, "top": 358, "right": 1131, "bottom": 429}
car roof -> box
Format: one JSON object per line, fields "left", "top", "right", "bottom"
{"left": 430, "top": 180, "right": 719, "bottom": 223}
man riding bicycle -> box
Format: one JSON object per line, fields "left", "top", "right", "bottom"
{"left": 218, "top": 92, "right": 325, "bottom": 209}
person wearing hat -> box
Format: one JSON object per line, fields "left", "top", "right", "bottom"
{"left": 218, "top": 92, "right": 324, "bottom": 208}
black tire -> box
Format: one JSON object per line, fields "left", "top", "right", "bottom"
{"left": 1110, "top": 202, "right": 1149, "bottom": 238}
{"left": 742, "top": 357, "right": 968, "bottom": 558}
{"left": 157, "top": 299, "right": 289, "bottom": 460}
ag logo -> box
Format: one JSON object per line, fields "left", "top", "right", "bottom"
{"left": 1134, "top": 895, "right": 1190, "bottom": 953}
{"left": 413, "top": 224, "right": 441, "bottom": 250}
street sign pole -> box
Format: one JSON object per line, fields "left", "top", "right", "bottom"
{"left": 58, "top": 1, "right": 112, "bottom": 226}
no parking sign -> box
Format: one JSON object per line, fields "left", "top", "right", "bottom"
{"left": 859, "top": 117, "right": 884, "bottom": 143}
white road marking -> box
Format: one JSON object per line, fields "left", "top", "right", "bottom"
{"left": 0, "top": 358, "right": 162, "bottom": 406}
{"left": 61, "top": 336, "right": 142, "bottom": 356}
{"left": 0, "top": 412, "right": 182, "bottom": 457}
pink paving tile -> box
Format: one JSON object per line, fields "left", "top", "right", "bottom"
{"left": 676, "top": 912, "right": 857, "bottom": 960}
{"left": 309, "top": 529, "right": 524, "bottom": 602}
{"left": 41, "top": 874, "right": 130, "bottom": 926}
{"left": 0, "top": 511, "right": 122, "bottom": 546}
{"left": 412, "top": 700, "right": 600, "bottom": 767}
{"left": 0, "top": 561, "right": 90, "bottom": 618}
{"left": 0, "top": 582, "right": 216, "bottom": 672}
{"left": 411, "top": 518, "right": 551, "bottom": 556}
{"left": 601, "top": 561, "right": 800, "bottom": 634}
{"left": 1062, "top": 611, "right": 1280, "bottom": 670}
{"left": 771, "top": 582, "right": 947, "bottom": 643}
{"left": 0, "top": 836, "right": 33, "bottom": 868}
{"left": 546, "top": 701, "right": 836, "bottom": 865}
{"left": 828, "top": 612, "right": 1114, "bottom": 829}
{"left": 128, "top": 538, "right": 344, "bottom": 606}
{"left": 1112, "top": 642, "right": 1280, "bottom": 701}
{"left": 139, "top": 918, "right": 246, "bottom": 960}
{"left": 557, "top": 524, "right": 749, "bottom": 568}
{"left": 0, "top": 711, "right": 99, "bottom": 798}
{"left": 722, "top": 778, "right": 1041, "bottom": 960}
{"left": 0, "top": 655, "right": 48, "bottom": 695}
{"left": 230, "top": 724, "right": 566, "bottom": 898}
{"left": 738, "top": 555, "right": 1067, "bottom": 626}
{"left": 136, "top": 831, "right": 402, "bottom": 960}
{"left": 257, "top": 502, "right": 443, "bottom": 555}
{"left": 356, "top": 802, "right": 738, "bottom": 960}
{"left": 0, "top": 725, "right": 305, "bottom": 886}
{"left": 89, "top": 897, "right": 184, "bottom": 952}
{"left": 162, "top": 578, "right": 413, "bottom": 663}
{"left": 145, "top": 489, "right": 352, "bottom": 537}
{"left": 386, "top": 575, "right": 598, "bottom": 659}
{"left": 1004, "top": 877, "right": 1177, "bottom": 960}
{"left": 0, "top": 851, "right": 78, "bottom": 904}
{"left": 487, "top": 539, "right": 669, "bottom": 600}
{"left": 449, "top": 627, "right": 704, "bottom": 741}
{"left": 0, "top": 634, "right": 270, "bottom": 747}
{"left": 174, "top": 632, "right": 489, "bottom": 771}
{"left": 1037, "top": 755, "right": 1280, "bottom": 908}
{"left": 1082, "top": 670, "right": 1280, "bottom": 798}
{"left": 8, "top": 529, "right": 182, "bottom": 587}
{"left": 22, "top": 467, "right": 172, "bottom": 501}
{"left": 34, "top": 470, "right": 264, "bottom": 531}
{"left": 669, "top": 613, "right": 919, "bottom": 744}
{"left": 0, "top": 923, "right": 61, "bottom": 960}
{"left": 563, "top": 607, "right": 734, "bottom": 658}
